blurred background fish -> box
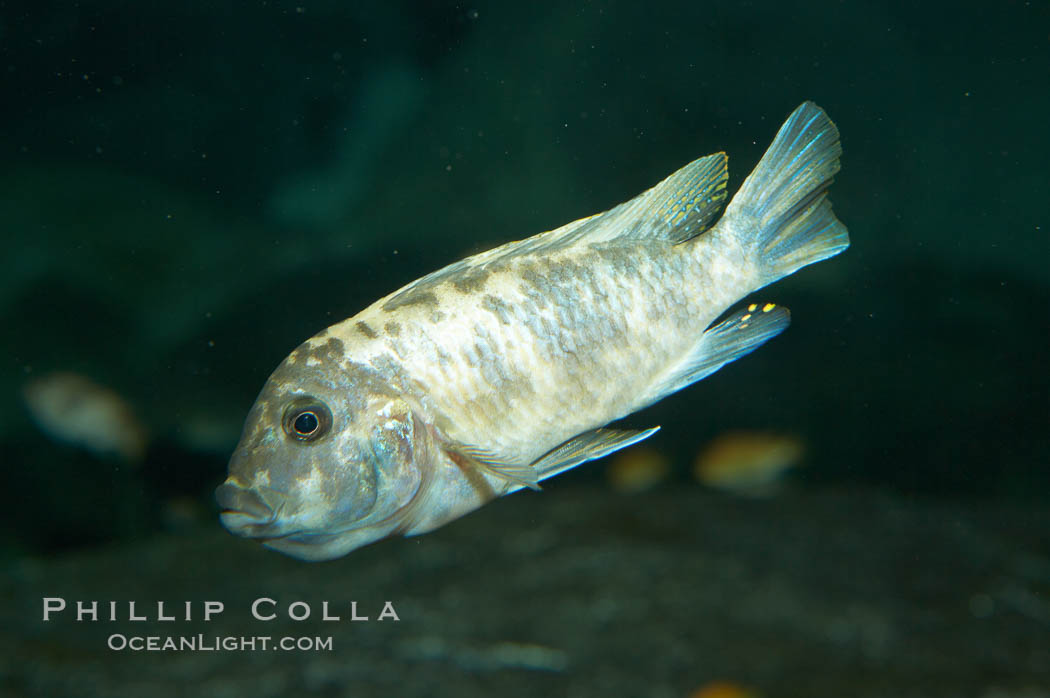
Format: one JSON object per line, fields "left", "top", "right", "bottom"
{"left": 693, "top": 430, "right": 805, "bottom": 496}
{"left": 605, "top": 446, "right": 671, "bottom": 493}
{"left": 22, "top": 371, "right": 149, "bottom": 464}
{"left": 689, "top": 681, "right": 761, "bottom": 698}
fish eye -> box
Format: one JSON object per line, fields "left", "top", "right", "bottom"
{"left": 294, "top": 411, "right": 318, "bottom": 434}
{"left": 282, "top": 398, "right": 333, "bottom": 442}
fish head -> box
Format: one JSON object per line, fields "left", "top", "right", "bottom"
{"left": 215, "top": 337, "right": 427, "bottom": 561}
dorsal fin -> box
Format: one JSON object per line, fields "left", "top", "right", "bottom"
{"left": 593, "top": 151, "right": 728, "bottom": 244}
{"left": 379, "top": 152, "right": 728, "bottom": 310}
{"left": 515, "top": 151, "right": 728, "bottom": 250}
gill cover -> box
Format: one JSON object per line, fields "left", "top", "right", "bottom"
{"left": 260, "top": 394, "right": 432, "bottom": 560}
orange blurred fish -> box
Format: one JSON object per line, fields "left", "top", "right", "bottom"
{"left": 606, "top": 446, "right": 671, "bottom": 493}
{"left": 694, "top": 431, "right": 805, "bottom": 496}
{"left": 689, "top": 681, "right": 760, "bottom": 698}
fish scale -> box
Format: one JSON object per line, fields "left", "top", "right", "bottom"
{"left": 342, "top": 229, "right": 751, "bottom": 469}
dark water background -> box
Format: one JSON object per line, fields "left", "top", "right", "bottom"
{"left": 1, "top": 2, "right": 1047, "bottom": 696}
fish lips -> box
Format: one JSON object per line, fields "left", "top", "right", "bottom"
{"left": 215, "top": 481, "right": 340, "bottom": 556}
{"left": 215, "top": 481, "right": 283, "bottom": 537}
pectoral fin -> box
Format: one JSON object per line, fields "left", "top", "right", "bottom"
{"left": 447, "top": 427, "right": 660, "bottom": 494}
{"left": 514, "top": 426, "right": 660, "bottom": 494}
{"left": 446, "top": 443, "right": 543, "bottom": 491}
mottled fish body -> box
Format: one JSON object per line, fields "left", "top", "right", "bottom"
{"left": 217, "top": 102, "right": 849, "bottom": 560}
{"left": 352, "top": 226, "right": 739, "bottom": 465}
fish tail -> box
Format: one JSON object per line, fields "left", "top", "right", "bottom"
{"left": 723, "top": 101, "right": 850, "bottom": 285}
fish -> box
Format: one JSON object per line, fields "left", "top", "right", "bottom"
{"left": 606, "top": 446, "right": 671, "bottom": 494}
{"left": 216, "top": 101, "right": 849, "bottom": 561}
{"left": 694, "top": 430, "right": 806, "bottom": 496}
{"left": 22, "top": 371, "right": 149, "bottom": 464}
{"left": 689, "top": 681, "right": 761, "bottom": 698}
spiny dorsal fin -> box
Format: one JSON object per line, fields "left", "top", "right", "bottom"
{"left": 377, "top": 212, "right": 603, "bottom": 310}
{"left": 378, "top": 152, "right": 727, "bottom": 310}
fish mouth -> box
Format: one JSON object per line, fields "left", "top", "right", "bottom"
{"left": 215, "top": 480, "right": 357, "bottom": 551}
{"left": 215, "top": 481, "right": 282, "bottom": 537}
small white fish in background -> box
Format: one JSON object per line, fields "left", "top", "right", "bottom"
{"left": 694, "top": 431, "right": 806, "bottom": 496}
{"left": 22, "top": 371, "right": 148, "bottom": 464}
{"left": 217, "top": 102, "right": 849, "bottom": 560}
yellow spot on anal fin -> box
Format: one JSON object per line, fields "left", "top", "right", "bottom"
{"left": 762, "top": 303, "right": 776, "bottom": 312}
{"left": 741, "top": 313, "right": 752, "bottom": 322}
{"left": 748, "top": 303, "right": 757, "bottom": 312}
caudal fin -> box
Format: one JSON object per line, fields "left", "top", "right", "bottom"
{"left": 724, "top": 102, "right": 850, "bottom": 285}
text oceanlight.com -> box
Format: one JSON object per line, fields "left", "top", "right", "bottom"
{"left": 107, "top": 634, "right": 333, "bottom": 652}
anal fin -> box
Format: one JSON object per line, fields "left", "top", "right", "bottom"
{"left": 643, "top": 303, "right": 791, "bottom": 404}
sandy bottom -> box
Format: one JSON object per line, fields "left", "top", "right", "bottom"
{"left": 2, "top": 486, "right": 1048, "bottom": 698}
